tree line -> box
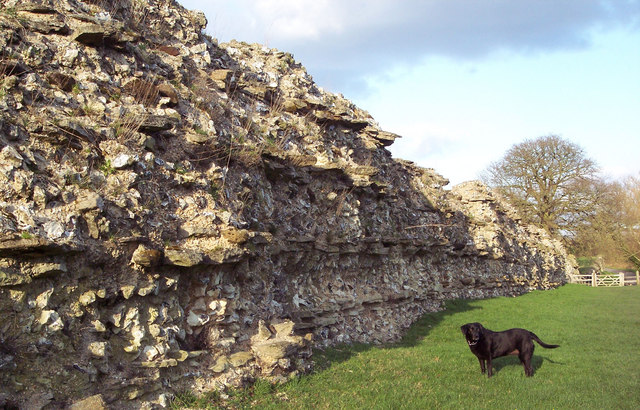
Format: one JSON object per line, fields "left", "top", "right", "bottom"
{"left": 482, "top": 135, "right": 639, "bottom": 270}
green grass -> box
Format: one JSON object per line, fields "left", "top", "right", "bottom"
{"left": 172, "top": 284, "right": 640, "bottom": 409}
{"left": 576, "top": 256, "right": 596, "bottom": 268}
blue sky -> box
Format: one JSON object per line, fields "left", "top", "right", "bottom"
{"left": 181, "top": 0, "right": 640, "bottom": 185}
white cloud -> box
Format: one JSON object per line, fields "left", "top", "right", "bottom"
{"left": 253, "top": 0, "right": 344, "bottom": 40}
{"left": 183, "top": 0, "right": 640, "bottom": 94}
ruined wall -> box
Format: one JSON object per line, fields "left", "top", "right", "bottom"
{"left": 0, "top": 0, "right": 575, "bottom": 407}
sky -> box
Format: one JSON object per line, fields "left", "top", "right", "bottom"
{"left": 180, "top": 0, "right": 640, "bottom": 186}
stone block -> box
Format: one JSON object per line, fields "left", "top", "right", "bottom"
{"left": 229, "top": 351, "right": 253, "bottom": 367}
{"left": 164, "top": 248, "right": 204, "bottom": 267}
{"left": 131, "top": 244, "right": 163, "bottom": 267}
{"left": 69, "top": 394, "right": 107, "bottom": 410}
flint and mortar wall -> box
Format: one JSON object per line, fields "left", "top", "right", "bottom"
{"left": 0, "top": 0, "right": 574, "bottom": 407}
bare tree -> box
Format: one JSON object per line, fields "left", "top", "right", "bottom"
{"left": 572, "top": 176, "right": 640, "bottom": 269}
{"left": 483, "top": 135, "right": 600, "bottom": 236}
{"left": 604, "top": 177, "right": 640, "bottom": 268}
{"left": 570, "top": 180, "right": 623, "bottom": 264}
{"left": 618, "top": 176, "right": 640, "bottom": 269}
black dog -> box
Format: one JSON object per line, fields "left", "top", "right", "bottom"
{"left": 460, "top": 322, "right": 559, "bottom": 377}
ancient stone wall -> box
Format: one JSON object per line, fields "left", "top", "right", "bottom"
{"left": 0, "top": 0, "right": 574, "bottom": 407}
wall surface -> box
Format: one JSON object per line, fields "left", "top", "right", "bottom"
{"left": 0, "top": 0, "right": 575, "bottom": 407}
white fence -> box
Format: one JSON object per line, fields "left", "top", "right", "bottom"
{"left": 569, "top": 271, "right": 639, "bottom": 287}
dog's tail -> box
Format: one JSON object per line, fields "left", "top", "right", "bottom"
{"left": 530, "top": 332, "right": 560, "bottom": 349}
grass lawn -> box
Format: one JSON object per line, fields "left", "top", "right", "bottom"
{"left": 172, "top": 284, "right": 640, "bottom": 409}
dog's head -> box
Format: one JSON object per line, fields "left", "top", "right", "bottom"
{"left": 460, "top": 322, "right": 484, "bottom": 346}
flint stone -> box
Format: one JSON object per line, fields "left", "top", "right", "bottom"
{"left": 311, "top": 315, "right": 339, "bottom": 327}
{"left": 39, "top": 309, "right": 64, "bottom": 331}
{"left": 164, "top": 248, "right": 204, "bottom": 267}
{"left": 312, "top": 110, "right": 369, "bottom": 131}
{"left": 157, "top": 83, "right": 179, "bottom": 105}
{"left": 137, "top": 283, "right": 156, "bottom": 296}
{"left": 69, "top": 394, "right": 107, "bottom": 410}
{"left": 170, "top": 350, "right": 189, "bottom": 362}
{"left": 460, "top": 277, "right": 475, "bottom": 286}
{"left": 211, "top": 356, "right": 228, "bottom": 373}
{"left": 185, "top": 131, "right": 214, "bottom": 144}
{"left": 75, "top": 193, "right": 103, "bottom": 211}
{"left": 61, "top": 47, "right": 79, "bottom": 67}
{"left": 179, "top": 217, "right": 219, "bottom": 238}
{"left": 36, "top": 288, "right": 53, "bottom": 308}
{"left": 0, "top": 270, "right": 30, "bottom": 286}
{"left": 31, "top": 262, "right": 67, "bottom": 277}
{"left": 17, "top": 3, "right": 57, "bottom": 13}
{"left": 207, "top": 246, "right": 248, "bottom": 264}
{"left": 252, "top": 320, "right": 272, "bottom": 343}
{"left": 282, "top": 98, "right": 309, "bottom": 113}
{"left": 0, "top": 235, "right": 79, "bottom": 257}
{"left": 140, "top": 359, "right": 178, "bottom": 368}
{"left": 1, "top": 145, "right": 23, "bottom": 168}
{"left": 157, "top": 45, "right": 181, "bottom": 56}
{"left": 241, "top": 84, "right": 269, "bottom": 100}
{"left": 131, "top": 245, "right": 163, "bottom": 267}
{"left": 229, "top": 351, "right": 253, "bottom": 367}
{"left": 112, "top": 153, "right": 136, "bottom": 169}
{"left": 72, "top": 20, "right": 132, "bottom": 47}
{"left": 347, "top": 165, "right": 379, "bottom": 177}
{"left": 272, "top": 320, "right": 295, "bottom": 336}
{"left": 186, "top": 310, "right": 210, "bottom": 327}
{"left": 209, "top": 69, "right": 232, "bottom": 89}
{"left": 190, "top": 10, "right": 208, "bottom": 30}
{"left": 221, "top": 228, "right": 250, "bottom": 244}
{"left": 92, "top": 320, "right": 107, "bottom": 332}
{"left": 21, "top": 12, "right": 69, "bottom": 34}
{"left": 88, "top": 341, "right": 107, "bottom": 357}
{"left": 251, "top": 340, "right": 298, "bottom": 367}
{"left": 140, "top": 115, "right": 177, "bottom": 133}
{"left": 251, "top": 320, "right": 307, "bottom": 367}
{"left": 143, "top": 345, "right": 159, "bottom": 361}
{"left": 121, "top": 285, "right": 136, "bottom": 299}
{"left": 73, "top": 24, "right": 110, "bottom": 46}
{"left": 43, "top": 220, "right": 65, "bottom": 239}
{"left": 369, "top": 130, "right": 399, "bottom": 147}
{"left": 79, "top": 291, "right": 96, "bottom": 306}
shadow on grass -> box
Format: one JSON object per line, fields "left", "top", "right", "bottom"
{"left": 490, "top": 355, "right": 542, "bottom": 376}
{"left": 490, "top": 354, "right": 565, "bottom": 377}
{"left": 312, "top": 297, "right": 482, "bottom": 371}
{"left": 399, "top": 298, "right": 483, "bottom": 348}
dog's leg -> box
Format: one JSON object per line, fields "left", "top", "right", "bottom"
{"left": 478, "top": 357, "right": 486, "bottom": 374}
{"left": 521, "top": 353, "right": 533, "bottom": 376}
{"left": 521, "top": 342, "right": 534, "bottom": 376}
{"left": 487, "top": 357, "right": 493, "bottom": 377}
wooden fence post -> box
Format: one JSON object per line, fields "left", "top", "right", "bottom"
{"left": 636, "top": 271, "right": 639, "bottom": 286}
{"left": 592, "top": 271, "right": 596, "bottom": 287}
{"left": 619, "top": 273, "right": 624, "bottom": 287}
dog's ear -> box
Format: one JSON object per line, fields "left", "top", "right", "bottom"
{"left": 460, "top": 324, "right": 468, "bottom": 334}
